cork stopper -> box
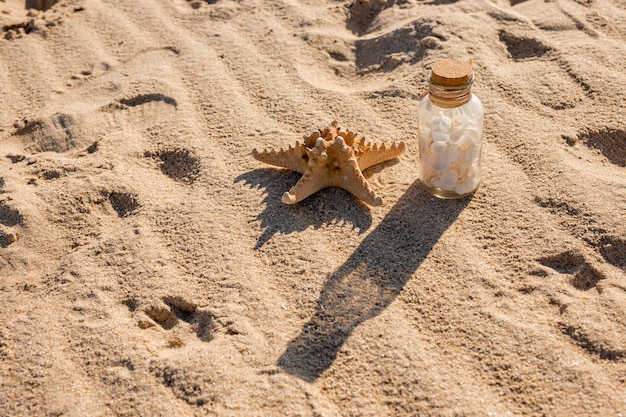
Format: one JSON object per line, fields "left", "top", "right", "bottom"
{"left": 431, "top": 59, "right": 473, "bottom": 87}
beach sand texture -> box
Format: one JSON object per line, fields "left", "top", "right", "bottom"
{"left": 1, "top": 0, "right": 625, "bottom": 415}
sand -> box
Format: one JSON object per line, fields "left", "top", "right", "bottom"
{"left": 1, "top": 0, "right": 625, "bottom": 415}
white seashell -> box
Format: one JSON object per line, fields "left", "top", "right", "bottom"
{"left": 454, "top": 180, "right": 472, "bottom": 195}
{"left": 444, "top": 146, "right": 460, "bottom": 163}
{"left": 448, "top": 127, "right": 467, "bottom": 146}
{"left": 431, "top": 141, "right": 447, "bottom": 154}
{"left": 442, "top": 169, "right": 458, "bottom": 183}
{"left": 454, "top": 176, "right": 480, "bottom": 195}
{"left": 453, "top": 160, "right": 474, "bottom": 177}
{"left": 464, "top": 127, "right": 482, "bottom": 144}
{"left": 428, "top": 154, "right": 448, "bottom": 172}
{"left": 432, "top": 131, "right": 449, "bottom": 143}
{"left": 462, "top": 144, "right": 481, "bottom": 162}
{"left": 464, "top": 163, "right": 480, "bottom": 182}
{"left": 432, "top": 112, "right": 452, "bottom": 132}
{"left": 439, "top": 169, "right": 458, "bottom": 190}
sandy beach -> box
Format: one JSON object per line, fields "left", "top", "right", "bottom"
{"left": 1, "top": 0, "right": 625, "bottom": 415}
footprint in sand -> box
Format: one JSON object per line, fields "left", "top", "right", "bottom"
{"left": 350, "top": 8, "right": 444, "bottom": 74}
{"left": 143, "top": 147, "right": 201, "bottom": 185}
{"left": 346, "top": 0, "right": 395, "bottom": 36}
{"left": 532, "top": 196, "right": 626, "bottom": 363}
{"left": 100, "top": 93, "right": 178, "bottom": 135}
{"left": 559, "top": 325, "right": 626, "bottom": 361}
{"left": 504, "top": 0, "right": 626, "bottom": 103}
{"left": 537, "top": 250, "right": 626, "bottom": 362}
{"left": 596, "top": 235, "right": 626, "bottom": 271}
{"left": 4, "top": 113, "right": 96, "bottom": 182}
{"left": 353, "top": 20, "right": 437, "bottom": 74}
{"left": 498, "top": 29, "right": 551, "bottom": 60}
{"left": 534, "top": 196, "right": 626, "bottom": 272}
{"left": 137, "top": 296, "right": 215, "bottom": 343}
{"left": 564, "top": 128, "right": 626, "bottom": 168}
{"left": 12, "top": 114, "right": 78, "bottom": 154}
{"left": 0, "top": 202, "right": 23, "bottom": 229}
{"left": 148, "top": 360, "right": 212, "bottom": 406}
{"left": 0, "top": 202, "right": 23, "bottom": 248}
{"left": 299, "top": 2, "right": 447, "bottom": 82}
{"left": 106, "top": 191, "right": 140, "bottom": 218}
{"left": 495, "top": 27, "right": 594, "bottom": 109}
{"left": 538, "top": 250, "right": 606, "bottom": 291}
{"left": 6, "top": 90, "right": 177, "bottom": 160}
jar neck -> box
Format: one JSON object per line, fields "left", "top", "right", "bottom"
{"left": 428, "top": 75, "right": 474, "bottom": 109}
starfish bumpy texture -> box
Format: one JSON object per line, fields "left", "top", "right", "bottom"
{"left": 252, "top": 121, "right": 407, "bottom": 206}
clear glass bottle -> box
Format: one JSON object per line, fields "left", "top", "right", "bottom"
{"left": 418, "top": 59, "right": 483, "bottom": 199}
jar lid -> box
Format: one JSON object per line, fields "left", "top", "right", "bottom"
{"left": 431, "top": 59, "right": 473, "bottom": 87}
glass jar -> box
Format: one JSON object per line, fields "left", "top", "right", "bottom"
{"left": 418, "top": 59, "right": 484, "bottom": 199}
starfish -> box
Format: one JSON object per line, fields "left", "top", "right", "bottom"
{"left": 251, "top": 121, "right": 406, "bottom": 206}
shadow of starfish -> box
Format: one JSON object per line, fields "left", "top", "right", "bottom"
{"left": 235, "top": 169, "right": 373, "bottom": 249}
{"left": 277, "top": 179, "right": 471, "bottom": 381}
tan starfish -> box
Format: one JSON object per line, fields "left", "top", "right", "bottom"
{"left": 251, "top": 121, "right": 406, "bottom": 206}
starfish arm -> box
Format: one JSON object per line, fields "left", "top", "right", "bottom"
{"left": 282, "top": 137, "right": 332, "bottom": 204}
{"left": 302, "top": 131, "right": 322, "bottom": 148}
{"left": 281, "top": 168, "right": 330, "bottom": 204}
{"left": 251, "top": 144, "right": 308, "bottom": 174}
{"left": 356, "top": 141, "right": 407, "bottom": 171}
{"left": 337, "top": 130, "right": 359, "bottom": 147}
{"left": 332, "top": 159, "right": 383, "bottom": 206}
